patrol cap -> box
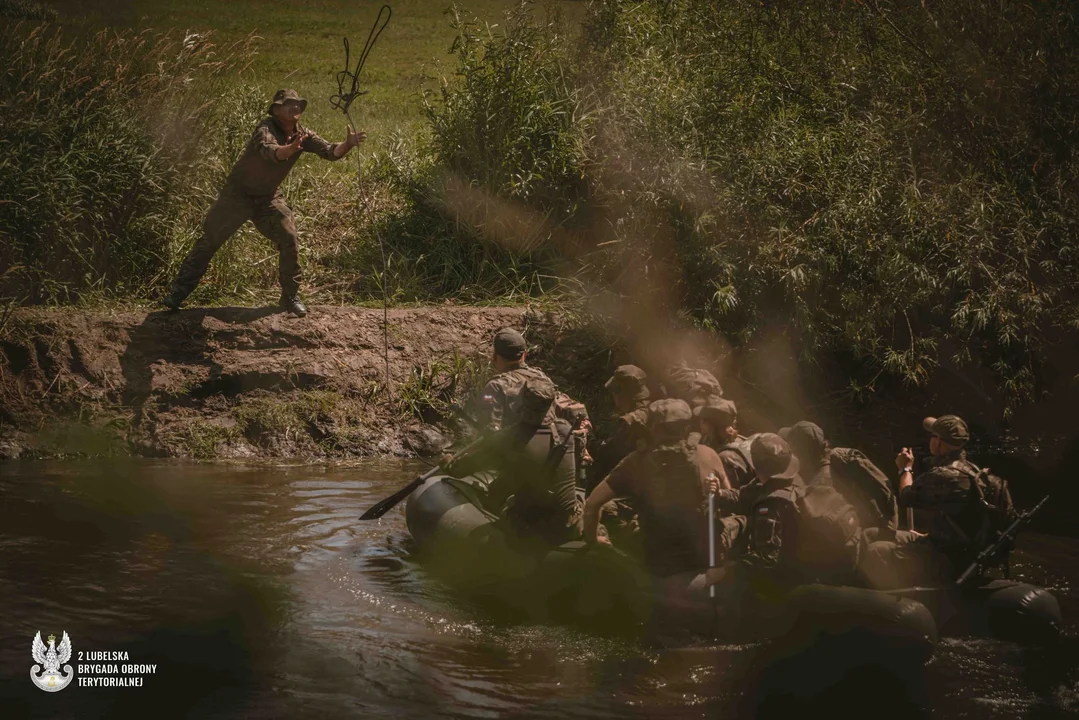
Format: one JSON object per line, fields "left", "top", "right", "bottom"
{"left": 751, "top": 433, "right": 800, "bottom": 481}
{"left": 694, "top": 397, "right": 737, "bottom": 427}
{"left": 604, "top": 365, "right": 649, "bottom": 401}
{"left": 492, "top": 327, "right": 527, "bottom": 360}
{"left": 647, "top": 398, "right": 692, "bottom": 441}
{"left": 268, "top": 88, "right": 308, "bottom": 115}
{"left": 922, "top": 414, "right": 969, "bottom": 447}
{"left": 779, "top": 420, "right": 827, "bottom": 452}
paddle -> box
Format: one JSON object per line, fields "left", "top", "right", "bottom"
{"left": 708, "top": 490, "right": 717, "bottom": 600}
{"left": 359, "top": 437, "right": 484, "bottom": 520}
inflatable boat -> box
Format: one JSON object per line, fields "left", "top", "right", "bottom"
{"left": 405, "top": 472, "right": 1060, "bottom": 646}
{"left": 405, "top": 472, "right": 941, "bottom": 657}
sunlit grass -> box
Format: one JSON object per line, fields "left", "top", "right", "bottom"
{"left": 38, "top": 0, "right": 587, "bottom": 147}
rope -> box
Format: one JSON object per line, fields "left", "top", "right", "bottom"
{"left": 331, "top": 4, "right": 393, "bottom": 394}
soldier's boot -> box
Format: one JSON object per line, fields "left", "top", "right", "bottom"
{"left": 280, "top": 295, "right": 308, "bottom": 317}
{"left": 160, "top": 291, "right": 185, "bottom": 312}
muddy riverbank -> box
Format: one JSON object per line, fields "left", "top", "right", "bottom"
{"left": 0, "top": 305, "right": 557, "bottom": 460}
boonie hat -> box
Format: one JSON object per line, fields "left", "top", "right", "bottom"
{"left": 694, "top": 398, "right": 738, "bottom": 427}
{"left": 751, "top": 433, "right": 800, "bottom": 481}
{"left": 779, "top": 421, "right": 827, "bottom": 452}
{"left": 922, "top": 414, "right": 969, "bottom": 447}
{"left": 492, "top": 327, "right": 527, "bottom": 360}
{"left": 647, "top": 398, "right": 692, "bottom": 441}
{"left": 268, "top": 88, "right": 308, "bottom": 115}
{"left": 605, "top": 365, "right": 650, "bottom": 401}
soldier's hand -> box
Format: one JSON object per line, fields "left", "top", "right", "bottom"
{"left": 708, "top": 473, "right": 721, "bottom": 495}
{"left": 285, "top": 132, "right": 307, "bottom": 157}
{"left": 895, "top": 447, "right": 914, "bottom": 471}
{"left": 346, "top": 127, "right": 368, "bottom": 148}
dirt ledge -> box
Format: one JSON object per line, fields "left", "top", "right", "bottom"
{"left": 0, "top": 305, "right": 588, "bottom": 459}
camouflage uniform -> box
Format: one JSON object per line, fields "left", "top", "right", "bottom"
{"left": 169, "top": 91, "right": 344, "bottom": 302}
{"left": 713, "top": 437, "right": 755, "bottom": 490}
{"left": 695, "top": 398, "right": 755, "bottom": 490}
{"left": 862, "top": 449, "right": 984, "bottom": 589}
{"left": 458, "top": 360, "right": 585, "bottom": 548}
{"left": 712, "top": 434, "right": 807, "bottom": 601}
{"left": 592, "top": 405, "right": 650, "bottom": 489}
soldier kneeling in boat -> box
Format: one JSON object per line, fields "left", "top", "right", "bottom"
{"left": 861, "top": 414, "right": 1015, "bottom": 589}
{"left": 445, "top": 328, "right": 589, "bottom": 549}
{"left": 699, "top": 434, "right": 871, "bottom": 596}
{"left": 582, "top": 399, "right": 733, "bottom": 580}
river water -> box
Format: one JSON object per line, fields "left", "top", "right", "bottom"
{"left": 0, "top": 460, "right": 1076, "bottom": 719}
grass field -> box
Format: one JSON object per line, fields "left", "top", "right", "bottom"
{"left": 39, "top": 0, "right": 587, "bottom": 145}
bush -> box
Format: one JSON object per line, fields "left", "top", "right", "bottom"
{"left": 0, "top": 23, "right": 259, "bottom": 304}
{"left": 574, "top": 0, "right": 1079, "bottom": 413}
{"left": 335, "top": 2, "right": 592, "bottom": 303}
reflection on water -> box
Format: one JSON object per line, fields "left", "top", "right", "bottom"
{"left": 0, "top": 460, "right": 1076, "bottom": 719}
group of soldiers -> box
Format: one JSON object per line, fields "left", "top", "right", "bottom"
{"left": 447, "top": 327, "right": 1016, "bottom": 602}
{"left": 149, "top": 87, "right": 1016, "bottom": 601}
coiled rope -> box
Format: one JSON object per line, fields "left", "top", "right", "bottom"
{"left": 331, "top": 4, "right": 393, "bottom": 394}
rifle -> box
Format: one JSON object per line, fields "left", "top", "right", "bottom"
{"left": 956, "top": 494, "right": 1049, "bottom": 586}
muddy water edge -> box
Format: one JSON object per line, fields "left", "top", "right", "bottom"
{"left": 0, "top": 459, "right": 1076, "bottom": 719}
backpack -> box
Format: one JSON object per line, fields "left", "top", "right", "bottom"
{"left": 518, "top": 377, "right": 557, "bottom": 428}
{"left": 828, "top": 447, "right": 899, "bottom": 531}
{"left": 791, "top": 484, "right": 863, "bottom": 579}
{"left": 720, "top": 433, "right": 761, "bottom": 472}
{"left": 666, "top": 363, "right": 723, "bottom": 405}
{"left": 958, "top": 463, "right": 1017, "bottom": 546}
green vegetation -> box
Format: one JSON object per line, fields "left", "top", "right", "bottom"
{"left": 396, "top": 352, "right": 484, "bottom": 423}
{"left": 3, "top": 0, "right": 1078, "bottom": 412}
{"left": 409, "top": 0, "right": 1079, "bottom": 413}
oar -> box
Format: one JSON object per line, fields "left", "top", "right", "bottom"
{"left": 708, "top": 490, "right": 717, "bottom": 600}
{"left": 360, "top": 437, "right": 484, "bottom": 520}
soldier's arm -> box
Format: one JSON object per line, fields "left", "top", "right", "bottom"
{"left": 301, "top": 130, "right": 339, "bottom": 160}
{"left": 697, "top": 445, "right": 731, "bottom": 491}
{"left": 254, "top": 125, "right": 288, "bottom": 163}
{"left": 474, "top": 380, "right": 505, "bottom": 433}
{"left": 583, "top": 479, "right": 617, "bottom": 544}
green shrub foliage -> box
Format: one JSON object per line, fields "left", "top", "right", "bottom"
{"left": 574, "top": 0, "right": 1079, "bottom": 412}
{"left": 3, "top": 1, "right": 1079, "bottom": 413}
{"left": 0, "top": 24, "right": 259, "bottom": 304}
{"left": 421, "top": 0, "right": 1079, "bottom": 412}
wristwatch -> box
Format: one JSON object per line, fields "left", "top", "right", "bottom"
{"left": 898, "top": 467, "right": 913, "bottom": 476}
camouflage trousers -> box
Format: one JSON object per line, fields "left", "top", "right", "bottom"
{"left": 171, "top": 183, "right": 302, "bottom": 299}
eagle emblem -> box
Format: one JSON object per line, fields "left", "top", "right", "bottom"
{"left": 31, "top": 631, "right": 74, "bottom": 692}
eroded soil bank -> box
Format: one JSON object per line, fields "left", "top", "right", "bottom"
{"left": 0, "top": 305, "right": 578, "bottom": 459}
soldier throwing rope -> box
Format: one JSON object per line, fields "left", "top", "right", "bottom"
{"left": 161, "top": 89, "right": 367, "bottom": 317}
